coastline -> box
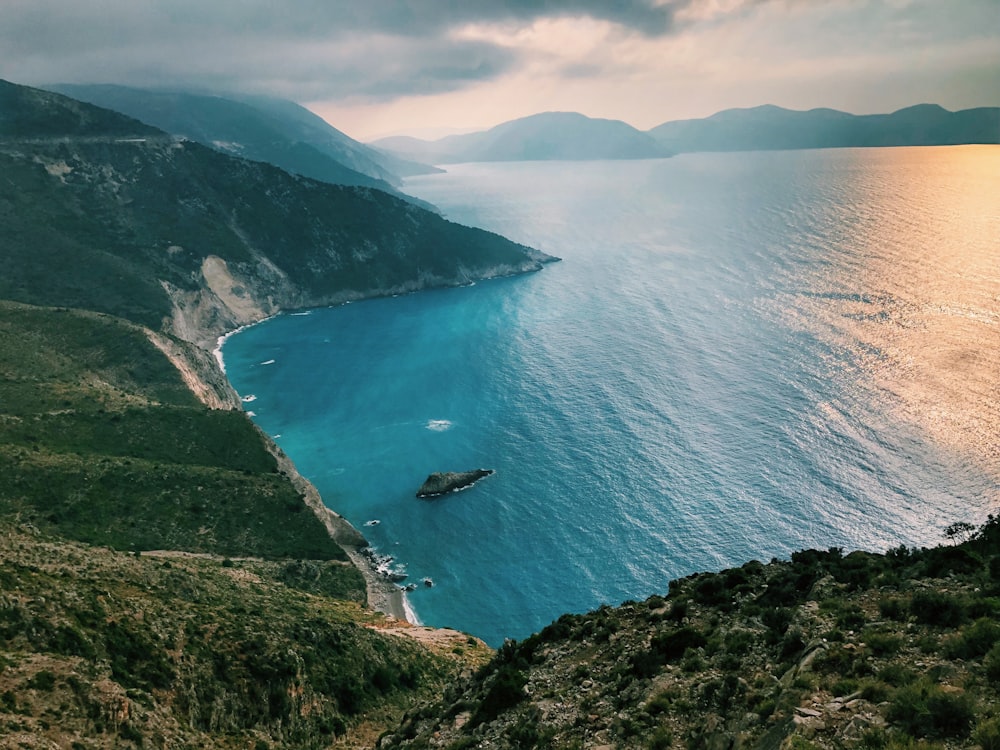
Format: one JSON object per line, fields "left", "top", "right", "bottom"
{"left": 216, "top": 317, "right": 417, "bottom": 625}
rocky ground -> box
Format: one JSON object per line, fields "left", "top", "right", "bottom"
{"left": 379, "top": 520, "right": 1000, "bottom": 750}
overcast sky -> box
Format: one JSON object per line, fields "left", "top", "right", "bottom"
{"left": 2, "top": 0, "right": 997, "bottom": 140}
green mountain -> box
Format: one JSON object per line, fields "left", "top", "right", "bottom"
{"left": 372, "top": 111, "right": 673, "bottom": 164}
{"left": 0, "top": 80, "right": 555, "bottom": 348}
{"left": 648, "top": 103, "right": 1000, "bottom": 152}
{"left": 45, "top": 83, "right": 440, "bottom": 202}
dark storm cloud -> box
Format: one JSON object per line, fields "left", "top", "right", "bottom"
{"left": 0, "top": 0, "right": 686, "bottom": 99}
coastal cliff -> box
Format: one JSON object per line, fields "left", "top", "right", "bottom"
{"left": 0, "top": 80, "right": 557, "bottom": 351}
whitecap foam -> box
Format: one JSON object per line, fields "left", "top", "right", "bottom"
{"left": 426, "top": 419, "right": 453, "bottom": 431}
{"left": 402, "top": 595, "right": 422, "bottom": 625}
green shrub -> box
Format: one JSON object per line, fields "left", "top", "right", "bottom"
{"left": 910, "top": 591, "right": 966, "bottom": 627}
{"left": 761, "top": 607, "right": 793, "bottom": 643}
{"left": 780, "top": 628, "right": 806, "bottom": 660}
{"left": 865, "top": 631, "right": 903, "bottom": 657}
{"left": 651, "top": 627, "right": 707, "bottom": 663}
{"left": 725, "top": 629, "right": 755, "bottom": 655}
{"left": 829, "top": 678, "right": 858, "bottom": 696}
{"left": 645, "top": 690, "right": 676, "bottom": 716}
{"left": 858, "top": 680, "right": 890, "bottom": 704}
{"left": 836, "top": 605, "right": 866, "bottom": 631}
{"left": 680, "top": 648, "right": 707, "bottom": 673}
{"left": 28, "top": 670, "right": 56, "bottom": 691}
{"left": 649, "top": 726, "right": 673, "bottom": 750}
{"left": 887, "top": 681, "right": 974, "bottom": 738}
{"left": 985, "top": 642, "right": 1000, "bottom": 684}
{"left": 942, "top": 617, "right": 1000, "bottom": 659}
{"left": 878, "top": 598, "right": 908, "bottom": 621}
{"left": 470, "top": 665, "right": 527, "bottom": 727}
{"left": 974, "top": 718, "right": 1000, "bottom": 750}
{"left": 879, "top": 664, "right": 917, "bottom": 687}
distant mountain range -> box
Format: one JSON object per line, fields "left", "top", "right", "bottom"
{"left": 374, "top": 104, "right": 1000, "bottom": 164}
{"left": 45, "top": 84, "right": 441, "bottom": 205}
{"left": 648, "top": 103, "right": 1000, "bottom": 153}
{"left": 373, "top": 111, "right": 673, "bottom": 164}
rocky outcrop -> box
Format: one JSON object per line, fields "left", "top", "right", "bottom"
{"left": 381, "top": 526, "right": 1000, "bottom": 749}
{"left": 416, "top": 470, "right": 494, "bottom": 498}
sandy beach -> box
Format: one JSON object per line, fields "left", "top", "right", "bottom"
{"left": 343, "top": 546, "right": 411, "bottom": 622}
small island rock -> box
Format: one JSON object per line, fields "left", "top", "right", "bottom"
{"left": 416, "top": 469, "right": 494, "bottom": 498}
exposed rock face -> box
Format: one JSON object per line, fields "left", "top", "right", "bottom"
{"left": 416, "top": 470, "right": 494, "bottom": 498}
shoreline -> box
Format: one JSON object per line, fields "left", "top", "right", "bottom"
{"left": 216, "top": 317, "right": 417, "bottom": 625}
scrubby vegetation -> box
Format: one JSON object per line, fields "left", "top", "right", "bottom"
{"left": 383, "top": 517, "right": 1000, "bottom": 749}
{"left": 0, "top": 522, "right": 489, "bottom": 748}
{"left": 0, "top": 302, "right": 352, "bottom": 562}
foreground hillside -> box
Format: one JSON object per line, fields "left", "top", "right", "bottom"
{"left": 0, "top": 520, "right": 490, "bottom": 749}
{"left": 383, "top": 521, "right": 1000, "bottom": 749}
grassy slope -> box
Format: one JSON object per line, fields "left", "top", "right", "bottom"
{"left": 0, "top": 301, "right": 353, "bottom": 563}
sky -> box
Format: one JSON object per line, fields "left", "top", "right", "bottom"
{"left": 1, "top": 0, "right": 997, "bottom": 141}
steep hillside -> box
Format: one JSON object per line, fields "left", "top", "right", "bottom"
{"left": 44, "top": 84, "right": 439, "bottom": 201}
{"left": 0, "top": 520, "right": 490, "bottom": 749}
{"left": 0, "top": 300, "right": 364, "bottom": 562}
{"left": 648, "top": 104, "right": 1000, "bottom": 153}
{"left": 372, "top": 112, "right": 672, "bottom": 164}
{"left": 0, "top": 80, "right": 555, "bottom": 349}
{"left": 382, "top": 519, "right": 1000, "bottom": 749}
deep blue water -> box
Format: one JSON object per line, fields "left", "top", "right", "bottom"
{"left": 223, "top": 147, "right": 1000, "bottom": 646}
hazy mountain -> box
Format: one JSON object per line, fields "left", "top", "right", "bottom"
{"left": 0, "top": 80, "right": 555, "bottom": 348}
{"left": 373, "top": 111, "right": 673, "bottom": 164}
{"left": 45, "top": 84, "right": 440, "bottom": 200}
{"left": 648, "top": 103, "right": 1000, "bottom": 152}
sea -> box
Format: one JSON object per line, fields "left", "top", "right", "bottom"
{"left": 223, "top": 146, "right": 1000, "bottom": 646}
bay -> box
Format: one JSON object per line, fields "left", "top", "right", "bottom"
{"left": 223, "top": 147, "right": 1000, "bottom": 646}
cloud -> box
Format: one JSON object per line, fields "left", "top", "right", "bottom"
{"left": 0, "top": 0, "right": 996, "bottom": 135}
{"left": 0, "top": 0, "right": 687, "bottom": 100}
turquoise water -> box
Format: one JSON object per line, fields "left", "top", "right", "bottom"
{"left": 223, "top": 147, "right": 1000, "bottom": 646}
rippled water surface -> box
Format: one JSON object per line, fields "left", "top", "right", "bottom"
{"left": 224, "top": 147, "right": 1000, "bottom": 645}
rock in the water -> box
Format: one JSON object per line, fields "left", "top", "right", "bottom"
{"left": 416, "top": 470, "right": 494, "bottom": 498}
